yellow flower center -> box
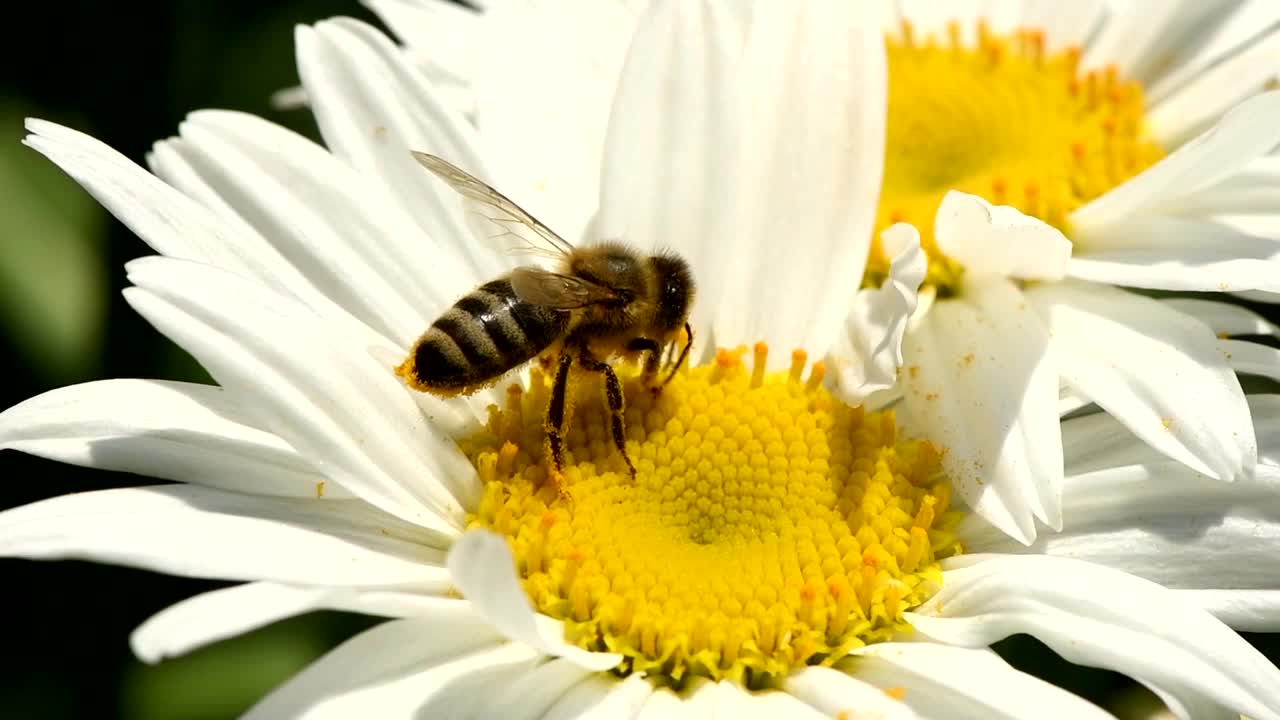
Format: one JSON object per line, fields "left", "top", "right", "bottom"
{"left": 462, "top": 345, "right": 963, "bottom": 684}
{"left": 867, "top": 21, "right": 1167, "bottom": 292}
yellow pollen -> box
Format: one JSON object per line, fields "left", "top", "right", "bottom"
{"left": 867, "top": 20, "right": 1166, "bottom": 293}
{"left": 462, "top": 345, "right": 964, "bottom": 683}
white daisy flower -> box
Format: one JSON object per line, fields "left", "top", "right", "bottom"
{"left": 4, "top": 2, "right": 1280, "bottom": 717}
{"left": 369, "top": 0, "right": 1280, "bottom": 544}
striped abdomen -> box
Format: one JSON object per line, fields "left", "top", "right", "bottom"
{"left": 400, "top": 277, "right": 568, "bottom": 395}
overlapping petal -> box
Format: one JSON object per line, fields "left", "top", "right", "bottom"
{"left": 0, "top": 378, "right": 342, "bottom": 498}
{"left": 150, "top": 110, "right": 467, "bottom": 346}
{"left": 965, "top": 462, "right": 1280, "bottom": 592}
{"left": 448, "top": 531, "right": 622, "bottom": 671}
{"left": 1071, "top": 91, "right": 1280, "bottom": 243}
{"left": 901, "top": 275, "right": 1061, "bottom": 544}
{"left": 124, "top": 256, "right": 476, "bottom": 532}
{"left": 911, "top": 555, "right": 1280, "bottom": 720}
{"left": 242, "top": 614, "right": 518, "bottom": 720}
{"left": 832, "top": 223, "right": 924, "bottom": 403}
{"left": 598, "top": 0, "right": 886, "bottom": 365}
{"left": 131, "top": 582, "right": 458, "bottom": 663}
{"left": 1027, "top": 281, "right": 1256, "bottom": 482}
{"left": 840, "top": 643, "right": 1116, "bottom": 720}
{"left": 0, "top": 485, "right": 447, "bottom": 587}
{"left": 934, "top": 191, "right": 1071, "bottom": 281}
{"left": 295, "top": 18, "right": 504, "bottom": 284}
{"left": 470, "top": 0, "right": 641, "bottom": 243}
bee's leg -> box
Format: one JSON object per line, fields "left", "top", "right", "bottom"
{"left": 657, "top": 322, "right": 694, "bottom": 390}
{"left": 543, "top": 350, "right": 575, "bottom": 500}
{"left": 576, "top": 349, "right": 638, "bottom": 482}
{"left": 626, "top": 337, "right": 663, "bottom": 388}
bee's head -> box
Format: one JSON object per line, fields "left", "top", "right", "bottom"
{"left": 650, "top": 252, "right": 695, "bottom": 335}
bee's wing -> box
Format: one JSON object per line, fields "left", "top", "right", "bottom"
{"left": 411, "top": 151, "right": 575, "bottom": 260}
{"left": 509, "top": 266, "right": 619, "bottom": 309}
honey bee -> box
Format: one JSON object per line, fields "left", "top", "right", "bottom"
{"left": 396, "top": 152, "right": 695, "bottom": 494}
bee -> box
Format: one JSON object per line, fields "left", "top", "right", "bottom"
{"left": 396, "top": 152, "right": 695, "bottom": 495}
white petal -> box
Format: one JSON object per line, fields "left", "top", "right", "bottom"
{"left": 294, "top": 19, "right": 507, "bottom": 284}
{"left": 1056, "top": 394, "right": 1280, "bottom": 474}
{"left": 1149, "top": 26, "right": 1280, "bottom": 147}
{"left": 21, "top": 119, "right": 275, "bottom": 279}
{"left": 362, "top": 0, "right": 478, "bottom": 93}
{"left": 23, "top": 118, "right": 386, "bottom": 350}
{"left": 1080, "top": 0, "right": 1235, "bottom": 85}
{"left": 1146, "top": 1, "right": 1280, "bottom": 102}
{"left": 124, "top": 256, "right": 476, "bottom": 533}
{"left": 710, "top": 0, "right": 887, "bottom": 362}
{"left": 663, "top": 679, "right": 726, "bottom": 719}
{"left": 596, "top": 0, "right": 748, "bottom": 364}
{"left": 1059, "top": 387, "right": 1093, "bottom": 417}
{"left": 910, "top": 555, "right": 1280, "bottom": 720}
{"left": 831, "top": 223, "right": 924, "bottom": 403}
{"left": 156, "top": 110, "right": 475, "bottom": 345}
{"left": 1219, "top": 338, "right": 1280, "bottom": 385}
{"left": 541, "top": 674, "right": 656, "bottom": 720}
{"left": 0, "top": 485, "right": 448, "bottom": 586}
{"left": 270, "top": 85, "right": 309, "bottom": 111}
{"left": 473, "top": 657, "right": 596, "bottom": 720}
{"left": 1067, "top": 217, "right": 1280, "bottom": 294}
{"left": 839, "top": 642, "right": 1117, "bottom": 720}
{"left": 900, "top": 275, "right": 1062, "bottom": 544}
{"left": 1017, "top": 0, "right": 1107, "bottom": 52}
{"left": 132, "top": 582, "right": 461, "bottom": 663}
{"left": 0, "top": 379, "right": 343, "bottom": 498}
{"left": 963, "top": 462, "right": 1280, "bottom": 592}
{"left": 1027, "top": 281, "right": 1256, "bottom": 482}
{"left": 1159, "top": 298, "right": 1280, "bottom": 337}
{"left": 243, "top": 615, "right": 517, "bottom": 720}
{"left": 1174, "top": 159, "right": 1280, "bottom": 217}
{"left": 711, "top": 680, "right": 828, "bottom": 720}
{"left": 146, "top": 132, "right": 420, "bottom": 348}
{"left": 1067, "top": 249, "right": 1280, "bottom": 294}
{"left": 447, "top": 530, "right": 622, "bottom": 671}
{"left": 895, "top": 0, "right": 968, "bottom": 43}
{"left": 474, "top": 0, "right": 640, "bottom": 245}
{"left": 784, "top": 665, "right": 918, "bottom": 720}
{"left": 1174, "top": 589, "right": 1280, "bottom": 632}
{"left": 934, "top": 192, "right": 1071, "bottom": 281}
{"left": 1071, "top": 91, "right": 1280, "bottom": 236}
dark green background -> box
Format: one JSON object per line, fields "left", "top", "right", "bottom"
{"left": 0, "top": 2, "right": 1275, "bottom": 718}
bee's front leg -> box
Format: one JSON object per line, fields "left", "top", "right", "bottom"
{"left": 576, "top": 346, "right": 638, "bottom": 483}
{"left": 655, "top": 322, "right": 694, "bottom": 391}
{"left": 626, "top": 337, "right": 664, "bottom": 392}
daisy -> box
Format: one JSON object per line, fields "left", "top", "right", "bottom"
{"left": 368, "top": 0, "right": 1280, "bottom": 543}
{"left": 4, "top": 2, "right": 1280, "bottom": 717}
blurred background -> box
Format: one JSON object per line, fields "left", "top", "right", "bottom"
{"left": 0, "top": 2, "right": 1277, "bottom": 718}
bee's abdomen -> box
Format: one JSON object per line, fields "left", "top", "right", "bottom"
{"left": 400, "top": 278, "right": 567, "bottom": 394}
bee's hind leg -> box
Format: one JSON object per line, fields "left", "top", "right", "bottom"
{"left": 543, "top": 350, "right": 575, "bottom": 501}
{"left": 576, "top": 347, "right": 638, "bottom": 483}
